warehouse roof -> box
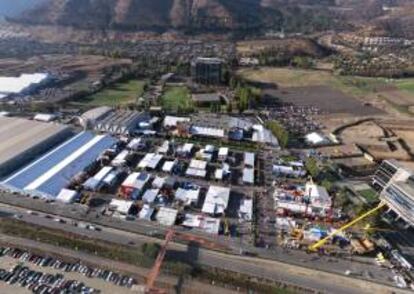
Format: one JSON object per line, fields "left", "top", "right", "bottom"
{"left": 190, "top": 126, "right": 225, "bottom": 138}
{"left": 163, "top": 116, "right": 190, "bottom": 128}
{"left": 202, "top": 186, "right": 230, "bottom": 215}
{"left": 243, "top": 168, "right": 255, "bottom": 184}
{"left": 2, "top": 131, "right": 116, "bottom": 199}
{"left": 0, "top": 73, "right": 49, "bottom": 94}
{"left": 0, "top": 117, "right": 71, "bottom": 175}
{"left": 157, "top": 207, "right": 178, "bottom": 226}
{"left": 121, "top": 172, "right": 151, "bottom": 190}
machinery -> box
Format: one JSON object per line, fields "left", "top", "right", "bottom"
{"left": 308, "top": 202, "right": 386, "bottom": 252}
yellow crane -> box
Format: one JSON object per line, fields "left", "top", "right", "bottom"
{"left": 308, "top": 202, "right": 386, "bottom": 252}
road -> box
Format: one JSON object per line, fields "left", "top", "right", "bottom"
{"left": 0, "top": 203, "right": 408, "bottom": 294}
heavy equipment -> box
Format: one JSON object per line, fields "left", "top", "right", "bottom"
{"left": 308, "top": 202, "right": 386, "bottom": 252}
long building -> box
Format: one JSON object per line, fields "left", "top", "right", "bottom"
{"left": 373, "top": 160, "right": 414, "bottom": 227}
{"left": 1, "top": 132, "right": 116, "bottom": 199}
{"left": 0, "top": 117, "right": 72, "bottom": 178}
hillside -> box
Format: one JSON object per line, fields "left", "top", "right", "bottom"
{"left": 7, "top": 0, "right": 413, "bottom": 37}
{"left": 10, "top": 0, "right": 362, "bottom": 34}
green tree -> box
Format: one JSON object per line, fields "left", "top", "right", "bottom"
{"left": 141, "top": 243, "right": 161, "bottom": 260}
{"left": 265, "top": 120, "right": 289, "bottom": 148}
{"left": 305, "top": 157, "right": 320, "bottom": 178}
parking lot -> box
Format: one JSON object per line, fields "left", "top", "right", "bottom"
{"left": 0, "top": 247, "right": 138, "bottom": 293}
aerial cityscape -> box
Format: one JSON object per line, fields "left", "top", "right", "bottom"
{"left": 0, "top": 0, "right": 414, "bottom": 293}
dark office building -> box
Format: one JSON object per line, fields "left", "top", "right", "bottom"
{"left": 191, "top": 57, "right": 224, "bottom": 85}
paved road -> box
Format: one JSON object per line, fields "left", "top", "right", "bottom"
{"left": 0, "top": 203, "right": 408, "bottom": 294}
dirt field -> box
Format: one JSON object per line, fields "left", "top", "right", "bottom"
{"left": 264, "top": 85, "right": 383, "bottom": 115}
{"left": 0, "top": 55, "right": 132, "bottom": 80}
{"left": 239, "top": 67, "right": 414, "bottom": 117}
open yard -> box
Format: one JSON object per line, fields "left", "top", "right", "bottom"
{"left": 161, "top": 86, "right": 192, "bottom": 113}
{"left": 238, "top": 67, "right": 414, "bottom": 116}
{"left": 70, "top": 80, "right": 146, "bottom": 108}
{"left": 263, "top": 85, "right": 383, "bottom": 115}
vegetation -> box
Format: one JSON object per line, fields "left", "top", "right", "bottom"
{"left": 358, "top": 189, "right": 378, "bottom": 204}
{"left": 305, "top": 157, "right": 320, "bottom": 178}
{"left": 265, "top": 120, "right": 289, "bottom": 148}
{"left": 0, "top": 219, "right": 301, "bottom": 293}
{"left": 70, "top": 80, "right": 147, "bottom": 108}
{"left": 161, "top": 86, "right": 193, "bottom": 114}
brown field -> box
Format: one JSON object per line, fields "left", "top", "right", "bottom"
{"left": 264, "top": 85, "right": 383, "bottom": 115}
{"left": 377, "top": 89, "right": 414, "bottom": 106}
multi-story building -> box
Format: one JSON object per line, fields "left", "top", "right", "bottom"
{"left": 191, "top": 57, "right": 224, "bottom": 85}
{"left": 373, "top": 160, "right": 414, "bottom": 227}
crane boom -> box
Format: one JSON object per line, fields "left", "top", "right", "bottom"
{"left": 308, "top": 202, "right": 386, "bottom": 251}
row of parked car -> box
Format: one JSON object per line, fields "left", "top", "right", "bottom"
{"left": 0, "top": 247, "right": 138, "bottom": 291}
{"left": 0, "top": 263, "right": 97, "bottom": 294}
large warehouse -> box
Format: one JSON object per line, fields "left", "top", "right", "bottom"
{"left": 1, "top": 131, "right": 117, "bottom": 199}
{"left": 0, "top": 117, "right": 72, "bottom": 178}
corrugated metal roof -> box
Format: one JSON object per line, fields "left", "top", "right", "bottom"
{"left": 2, "top": 132, "right": 116, "bottom": 198}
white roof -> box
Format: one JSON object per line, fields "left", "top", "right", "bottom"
{"left": 34, "top": 113, "right": 56, "bottom": 122}
{"left": 93, "top": 166, "right": 114, "bottom": 181}
{"left": 239, "top": 198, "right": 253, "bottom": 221}
{"left": 244, "top": 152, "right": 255, "bottom": 167}
{"left": 191, "top": 126, "right": 225, "bottom": 138}
{"left": 163, "top": 116, "right": 190, "bottom": 127}
{"left": 0, "top": 73, "right": 48, "bottom": 94}
{"left": 186, "top": 168, "right": 207, "bottom": 178}
{"left": 202, "top": 186, "right": 230, "bottom": 214}
{"left": 81, "top": 106, "right": 112, "bottom": 122}
{"left": 121, "top": 172, "right": 150, "bottom": 190}
{"left": 152, "top": 176, "right": 166, "bottom": 189}
{"left": 157, "top": 140, "right": 169, "bottom": 154}
{"left": 243, "top": 168, "right": 255, "bottom": 184}
{"left": 110, "top": 199, "right": 134, "bottom": 215}
{"left": 142, "top": 189, "right": 159, "bottom": 204}
{"left": 139, "top": 204, "right": 154, "bottom": 220}
{"left": 218, "top": 147, "right": 229, "bottom": 157}
{"left": 189, "top": 159, "right": 207, "bottom": 170}
{"left": 157, "top": 207, "right": 178, "bottom": 226}
{"left": 127, "top": 138, "right": 144, "bottom": 150}
{"left": 306, "top": 132, "right": 328, "bottom": 145}
{"left": 112, "top": 150, "right": 130, "bottom": 166}
{"left": 183, "top": 214, "right": 220, "bottom": 234}
{"left": 305, "top": 183, "right": 332, "bottom": 208}
{"left": 175, "top": 188, "right": 200, "bottom": 205}
{"left": 138, "top": 153, "right": 162, "bottom": 169}
{"left": 56, "top": 189, "right": 78, "bottom": 204}
{"left": 215, "top": 169, "right": 224, "bottom": 180}
{"left": 0, "top": 111, "right": 10, "bottom": 117}
{"left": 252, "top": 124, "right": 279, "bottom": 146}
{"left": 182, "top": 143, "right": 194, "bottom": 153}
{"left": 162, "top": 160, "right": 176, "bottom": 173}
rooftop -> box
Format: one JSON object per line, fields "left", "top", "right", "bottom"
{"left": 0, "top": 117, "right": 71, "bottom": 173}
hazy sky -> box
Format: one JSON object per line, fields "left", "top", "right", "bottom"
{"left": 0, "top": 0, "right": 43, "bottom": 16}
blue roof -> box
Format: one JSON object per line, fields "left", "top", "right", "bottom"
{"left": 2, "top": 131, "right": 116, "bottom": 198}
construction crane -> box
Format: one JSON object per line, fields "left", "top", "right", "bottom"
{"left": 308, "top": 202, "right": 386, "bottom": 252}
{"left": 146, "top": 228, "right": 228, "bottom": 293}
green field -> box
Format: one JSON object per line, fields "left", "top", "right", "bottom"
{"left": 161, "top": 86, "right": 193, "bottom": 113}
{"left": 359, "top": 189, "right": 378, "bottom": 204}
{"left": 238, "top": 67, "right": 414, "bottom": 96}
{"left": 396, "top": 79, "right": 414, "bottom": 94}
{"left": 70, "top": 80, "right": 146, "bottom": 108}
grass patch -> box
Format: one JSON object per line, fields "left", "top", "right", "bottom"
{"left": 161, "top": 86, "right": 193, "bottom": 113}
{"left": 238, "top": 67, "right": 414, "bottom": 98}
{"left": 395, "top": 79, "right": 414, "bottom": 94}
{"left": 70, "top": 80, "right": 147, "bottom": 108}
{"left": 359, "top": 189, "right": 378, "bottom": 204}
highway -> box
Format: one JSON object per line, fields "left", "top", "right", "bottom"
{"left": 0, "top": 203, "right": 408, "bottom": 294}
